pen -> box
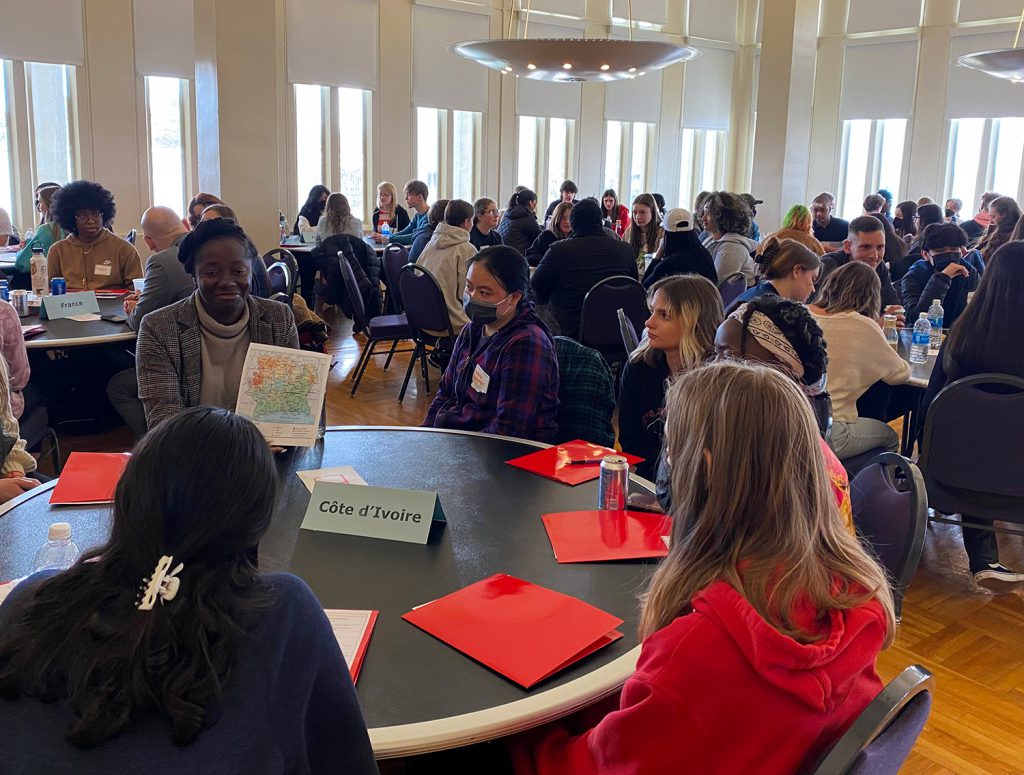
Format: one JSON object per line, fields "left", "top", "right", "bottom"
{"left": 567, "top": 458, "right": 604, "bottom": 465}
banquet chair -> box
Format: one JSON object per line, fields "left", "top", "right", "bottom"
{"left": 579, "top": 276, "right": 647, "bottom": 376}
{"left": 809, "top": 665, "right": 933, "bottom": 775}
{"left": 398, "top": 264, "right": 456, "bottom": 402}
{"left": 382, "top": 244, "right": 410, "bottom": 314}
{"left": 717, "top": 272, "right": 747, "bottom": 310}
{"left": 262, "top": 249, "right": 299, "bottom": 297}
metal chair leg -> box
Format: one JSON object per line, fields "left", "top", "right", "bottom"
{"left": 382, "top": 339, "right": 399, "bottom": 371}
{"left": 399, "top": 344, "right": 421, "bottom": 402}
{"left": 350, "top": 339, "right": 377, "bottom": 397}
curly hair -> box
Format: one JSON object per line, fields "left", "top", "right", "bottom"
{"left": 738, "top": 296, "right": 828, "bottom": 386}
{"left": 705, "top": 192, "right": 751, "bottom": 237}
{"left": 51, "top": 180, "right": 116, "bottom": 235}
{"left": 177, "top": 217, "right": 251, "bottom": 275}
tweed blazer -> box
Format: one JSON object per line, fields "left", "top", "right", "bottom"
{"left": 136, "top": 294, "right": 300, "bottom": 430}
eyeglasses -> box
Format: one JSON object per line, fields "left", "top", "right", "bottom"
{"left": 75, "top": 210, "right": 102, "bottom": 223}
{"left": 485, "top": 209, "right": 499, "bottom": 216}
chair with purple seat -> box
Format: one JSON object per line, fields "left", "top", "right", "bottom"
{"left": 850, "top": 452, "right": 927, "bottom": 619}
{"left": 579, "top": 275, "right": 647, "bottom": 376}
{"left": 398, "top": 263, "right": 457, "bottom": 402}
{"left": 809, "top": 665, "right": 933, "bottom": 774}
{"left": 717, "top": 271, "right": 747, "bottom": 310}
{"left": 337, "top": 253, "right": 412, "bottom": 397}
{"left": 840, "top": 446, "right": 889, "bottom": 478}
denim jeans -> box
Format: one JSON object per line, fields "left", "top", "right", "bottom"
{"left": 829, "top": 417, "right": 900, "bottom": 459}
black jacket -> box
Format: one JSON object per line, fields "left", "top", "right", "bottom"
{"left": 900, "top": 256, "right": 981, "bottom": 331}
{"left": 313, "top": 234, "right": 382, "bottom": 319}
{"left": 525, "top": 230, "right": 564, "bottom": 267}
{"left": 617, "top": 356, "right": 670, "bottom": 481}
{"left": 530, "top": 229, "right": 638, "bottom": 339}
{"left": 642, "top": 247, "right": 718, "bottom": 289}
{"left": 497, "top": 205, "right": 542, "bottom": 257}
{"left": 469, "top": 225, "right": 503, "bottom": 251}
{"left": 371, "top": 207, "right": 410, "bottom": 233}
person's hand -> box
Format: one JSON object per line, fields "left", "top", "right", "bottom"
{"left": 123, "top": 291, "right": 140, "bottom": 315}
{"left": 270, "top": 444, "right": 288, "bottom": 454}
{"left": 941, "top": 262, "right": 969, "bottom": 280}
{"left": 0, "top": 476, "right": 38, "bottom": 503}
{"left": 371, "top": 232, "right": 385, "bottom": 244}
{"left": 884, "top": 305, "right": 906, "bottom": 327}
{"left": 626, "top": 492, "right": 665, "bottom": 513}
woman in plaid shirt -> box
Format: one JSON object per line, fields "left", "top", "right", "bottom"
{"left": 424, "top": 246, "right": 559, "bottom": 442}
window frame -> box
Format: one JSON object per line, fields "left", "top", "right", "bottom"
{"left": 604, "top": 120, "right": 655, "bottom": 205}
{"left": 836, "top": 118, "right": 909, "bottom": 221}
{"left": 678, "top": 127, "right": 727, "bottom": 209}
{"left": 943, "top": 117, "right": 1024, "bottom": 209}
{"left": 515, "top": 115, "right": 576, "bottom": 207}
{"left": 414, "top": 106, "right": 482, "bottom": 203}
{"left": 141, "top": 75, "right": 194, "bottom": 219}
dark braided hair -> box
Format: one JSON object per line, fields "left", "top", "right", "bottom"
{"left": 51, "top": 180, "right": 116, "bottom": 235}
{"left": 738, "top": 296, "right": 828, "bottom": 386}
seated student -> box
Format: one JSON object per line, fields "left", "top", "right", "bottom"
{"left": 619, "top": 275, "right": 723, "bottom": 481}
{"left": 0, "top": 407, "right": 377, "bottom": 773}
{"left": 0, "top": 300, "right": 29, "bottom": 419}
{"left": 46, "top": 180, "right": 142, "bottom": 291}
{"left": 185, "top": 192, "right": 225, "bottom": 230}
{"left": 198, "top": 205, "right": 272, "bottom": 299}
{"left": 761, "top": 204, "right": 825, "bottom": 256}
{"left": 893, "top": 200, "right": 917, "bottom": 243}
{"left": 0, "top": 352, "right": 37, "bottom": 494}
{"left": 901, "top": 222, "right": 981, "bottom": 330}
{"left": 959, "top": 191, "right": 999, "bottom": 245}
{"left": 409, "top": 199, "right": 449, "bottom": 264}
{"left": 497, "top": 189, "right": 543, "bottom": 257}
{"left": 641, "top": 208, "right": 717, "bottom": 288}
{"left": 977, "top": 195, "right": 1021, "bottom": 263}
{"left": 0, "top": 208, "right": 17, "bottom": 246}
{"left": 470, "top": 198, "right": 504, "bottom": 250}
{"left": 136, "top": 219, "right": 299, "bottom": 431}
{"left": 729, "top": 236, "right": 821, "bottom": 311}
{"left": 371, "top": 180, "right": 410, "bottom": 236}
{"left": 125, "top": 206, "right": 194, "bottom": 331}
{"left": 810, "top": 191, "right": 849, "bottom": 246}
{"left": 817, "top": 215, "right": 901, "bottom": 315}
{"left": 293, "top": 184, "right": 329, "bottom": 235}
{"left": 13, "top": 184, "right": 64, "bottom": 282}
{"left": 600, "top": 189, "right": 630, "bottom": 235}
{"left": 383, "top": 180, "right": 430, "bottom": 246}
{"left": 622, "top": 194, "right": 663, "bottom": 276}
{"left": 544, "top": 179, "right": 577, "bottom": 221}
{"left": 808, "top": 262, "right": 910, "bottom": 459}
{"left": 525, "top": 201, "right": 572, "bottom": 268}
{"left": 513, "top": 360, "right": 894, "bottom": 774}
{"left": 944, "top": 197, "right": 962, "bottom": 224}
{"left": 417, "top": 199, "right": 478, "bottom": 333}
{"left": 424, "top": 246, "right": 558, "bottom": 442}
{"left": 702, "top": 191, "right": 757, "bottom": 286}
{"left": 920, "top": 244, "right": 1024, "bottom": 591}
{"left": 531, "top": 198, "right": 637, "bottom": 340}
{"left": 713, "top": 297, "right": 855, "bottom": 532}
{"left": 316, "top": 193, "right": 363, "bottom": 242}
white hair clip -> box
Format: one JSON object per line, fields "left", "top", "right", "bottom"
{"left": 137, "top": 555, "right": 184, "bottom": 611}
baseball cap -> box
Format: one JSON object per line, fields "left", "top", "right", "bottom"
{"left": 740, "top": 193, "right": 763, "bottom": 208}
{"left": 662, "top": 208, "right": 695, "bottom": 232}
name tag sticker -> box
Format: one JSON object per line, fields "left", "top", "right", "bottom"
{"left": 471, "top": 364, "right": 490, "bottom": 394}
{"left": 301, "top": 482, "right": 447, "bottom": 545}
{"left": 94, "top": 264, "right": 112, "bottom": 276}
{"left": 41, "top": 291, "right": 100, "bottom": 320}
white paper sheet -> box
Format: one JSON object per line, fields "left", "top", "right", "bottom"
{"left": 234, "top": 343, "right": 331, "bottom": 446}
{"left": 296, "top": 466, "right": 368, "bottom": 492}
{"left": 68, "top": 313, "right": 101, "bottom": 322}
{"left": 324, "top": 609, "right": 375, "bottom": 669}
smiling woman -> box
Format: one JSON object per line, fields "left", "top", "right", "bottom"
{"left": 135, "top": 218, "right": 300, "bottom": 432}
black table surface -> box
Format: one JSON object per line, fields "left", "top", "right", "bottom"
{"left": 0, "top": 427, "right": 656, "bottom": 739}
{"left": 23, "top": 297, "right": 136, "bottom": 349}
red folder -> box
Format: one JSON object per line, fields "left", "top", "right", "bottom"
{"left": 542, "top": 510, "right": 672, "bottom": 563}
{"left": 505, "top": 440, "right": 644, "bottom": 486}
{"left": 402, "top": 573, "right": 623, "bottom": 688}
{"left": 49, "top": 452, "right": 131, "bottom": 505}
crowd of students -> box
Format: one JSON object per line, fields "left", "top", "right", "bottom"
{"left": 0, "top": 170, "right": 1020, "bottom": 771}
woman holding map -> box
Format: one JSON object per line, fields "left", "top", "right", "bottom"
{"left": 136, "top": 218, "right": 299, "bottom": 430}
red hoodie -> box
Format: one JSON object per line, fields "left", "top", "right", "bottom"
{"left": 511, "top": 580, "right": 887, "bottom": 774}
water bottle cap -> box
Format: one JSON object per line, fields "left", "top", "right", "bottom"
{"left": 919, "top": 312, "right": 928, "bottom": 318}
{"left": 48, "top": 522, "right": 71, "bottom": 541}
{"left": 932, "top": 299, "right": 940, "bottom": 305}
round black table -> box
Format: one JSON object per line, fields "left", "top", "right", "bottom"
{"left": 0, "top": 427, "right": 657, "bottom": 758}
{"left": 22, "top": 297, "right": 136, "bottom": 349}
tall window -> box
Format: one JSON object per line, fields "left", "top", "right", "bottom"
{"left": 415, "top": 107, "right": 481, "bottom": 202}
{"left": 145, "top": 76, "right": 188, "bottom": 216}
{"left": 26, "top": 62, "right": 76, "bottom": 186}
{"left": 678, "top": 128, "right": 726, "bottom": 209}
{"left": 0, "top": 65, "right": 12, "bottom": 218}
{"left": 837, "top": 118, "right": 907, "bottom": 220}
{"left": 516, "top": 116, "right": 575, "bottom": 207}
{"left": 604, "top": 121, "right": 653, "bottom": 204}
{"left": 946, "top": 117, "right": 1024, "bottom": 210}
{"left": 293, "top": 84, "right": 371, "bottom": 219}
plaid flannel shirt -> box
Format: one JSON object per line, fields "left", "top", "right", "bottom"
{"left": 424, "top": 304, "right": 559, "bottom": 442}
{"left": 552, "top": 336, "right": 615, "bottom": 447}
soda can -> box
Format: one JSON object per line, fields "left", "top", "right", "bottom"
{"left": 10, "top": 290, "right": 28, "bottom": 316}
{"left": 598, "top": 455, "right": 629, "bottom": 510}
{"left": 0, "top": 282, "right": 9, "bottom": 303}
{"left": 50, "top": 277, "right": 67, "bottom": 296}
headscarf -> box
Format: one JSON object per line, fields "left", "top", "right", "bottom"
{"left": 729, "top": 303, "right": 804, "bottom": 380}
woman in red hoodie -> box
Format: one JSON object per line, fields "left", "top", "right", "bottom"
{"left": 512, "top": 360, "right": 896, "bottom": 774}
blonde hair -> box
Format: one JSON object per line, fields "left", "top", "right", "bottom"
{"left": 632, "top": 275, "right": 723, "bottom": 370}
{"left": 376, "top": 181, "right": 399, "bottom": 215}
{"left": 639, "top": 361, "right": 896, "bottom": 645}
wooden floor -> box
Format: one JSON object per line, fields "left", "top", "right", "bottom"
{"left": 50, "top": 307, "right": 1024, "bottom": 773}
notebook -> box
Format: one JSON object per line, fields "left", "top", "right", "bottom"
{"left": 542, "top": 510, "right": 672, "bottom": 563}
{"left": 49, "top": 452, "right": 131, "bottom": 505}
{"left": 324, "top": 609, "right": 378, "bottom": 683}
{"left": 402, "top": 573, "right": 623, "bottom": 688}
{"left": 505, "top": 440, "right": 643, "bottom": 486}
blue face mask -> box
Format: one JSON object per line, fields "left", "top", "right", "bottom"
{"left": 463, "top": 292, "right": 514, "bottom": 325}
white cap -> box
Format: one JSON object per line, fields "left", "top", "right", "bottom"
{"left": 48, "top": 522, "right": 71, "bottom": 541}
{"left": 661, "top": 207, "right": 695, "bottom": 233}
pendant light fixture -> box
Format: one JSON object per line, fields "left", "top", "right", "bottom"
{"left": 954, "top": 5, "right": 1024, "bottom": 83}
{"left": 449, "top": 0, "right": 700, "bottom": 82}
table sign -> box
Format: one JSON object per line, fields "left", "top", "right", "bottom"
{"left": 40, "top": 291, "right": 100, "bottom": 320}
{"left": 302, "top": 480, "right": 446, "bottom": 545}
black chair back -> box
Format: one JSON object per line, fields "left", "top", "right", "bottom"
{"left": 399, "top": 263, "right": 456, "bottom": 342}
{"left": 920, "top": 373, "right": 1024, "bottom": 524}
{"left": 617, "top": 307, "right": 640, "bottom": 353}
{"left": 266, "top": 261, "right": 292, "bottom": 297}
{"left": 579, "top": 275, "right": 647, "bottom": 355}
{"left": 262, "top": 249, "right": 299, "bottom": 296}
{"left": 124, "top": 229, "right": 136, "bottom": 245}
{"left": 337, "top": 252, "right": 369, "bottom": 335}
{"left": 809, "top": 665, "right": 934, "bottom": 775}
{"left": 718, "top": 272, "right": 746, "bottom": 309}
{"left": 383, "top": 244, "right": 410, "bottom": 311}
{"left": 851, "top": 453, "right": 927, "bottom": 618}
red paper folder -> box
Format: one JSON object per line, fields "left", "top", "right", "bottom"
{"left": 505, "top": 440, "right": 644, "bottom": 486}
{"left": 542, "top": 510, "right": 672, "bottom": 563}
{"left": 49, "top": 452, "right": 131, "bottom": 506}
{"left": 402, "top": 573, "right": 623, "bottom": 688}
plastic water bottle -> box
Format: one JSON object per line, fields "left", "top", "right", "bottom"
{"left": 380, "top": 221, "right": 391, "bottom": 241}
{"left": 910, "top": 313, "right": 931, "bottom": 364}
{"left": 32, "top": 522, "right": 80, "bottom": 572}
{"left": 927, "top": 298, "right": 944, "bottom": 353}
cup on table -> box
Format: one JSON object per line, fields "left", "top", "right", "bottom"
{"left": 132, "top": 278, "right": 145, "bottom": 293}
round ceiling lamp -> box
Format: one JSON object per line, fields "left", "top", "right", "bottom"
{"left": 953, "top": 7, "right": 1024, "bottom": 83}
{"left": 449, "top": 1, "right": 700, "bottom": 83}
